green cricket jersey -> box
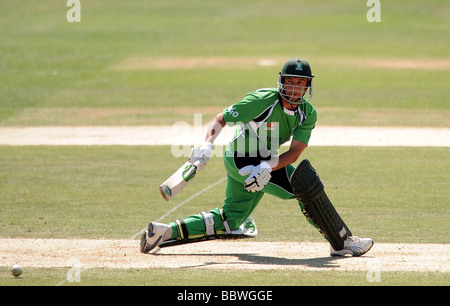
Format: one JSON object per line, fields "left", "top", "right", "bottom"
{"left": 222, "top": 88, "right": 316, "bottom": 157}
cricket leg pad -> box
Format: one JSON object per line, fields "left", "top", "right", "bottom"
{"left": 158, "top": 211, "right": 258, "bottom": 249}
{"left": 291, "top": 159, "right": 352, "bottom": 251}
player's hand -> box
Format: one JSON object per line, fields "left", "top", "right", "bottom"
{"left": 189, "top": 142, "right": 213, "bottom": 171}
{"left": 239, "top": 162, "right": 272, "bottom": 192}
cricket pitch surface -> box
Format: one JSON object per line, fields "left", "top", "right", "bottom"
{"left": 1, "top": 238, "right": 448, "bottom": 272}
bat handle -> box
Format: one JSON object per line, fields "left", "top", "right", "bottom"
{"left": 193, "top": 160, "right": 202, "bottom": 168}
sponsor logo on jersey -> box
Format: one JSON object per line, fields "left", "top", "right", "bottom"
{"left": 265, "top": 122, "right": 278, "bottom": 132}
{"left": 227, "top": 106, "right": 239, "bottom": 118}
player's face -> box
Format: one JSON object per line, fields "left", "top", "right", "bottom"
{"left": 283, "top": 77, "right": 309, "bottom": 102}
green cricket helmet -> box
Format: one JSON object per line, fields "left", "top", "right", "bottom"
{"left": 277, "top": 58, "right": 314, "bottom": 104}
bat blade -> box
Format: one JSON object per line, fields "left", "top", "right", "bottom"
{"left": 159, "top": 161, "right": 200, "bottom": 201}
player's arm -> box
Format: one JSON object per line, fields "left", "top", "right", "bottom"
{"left": 189, "top": 112, "right": 225, "bottom": 171}
{"left": 267, "top": 104, "right": 315, "bottom": 171}
{"left": 160, "top": 113, "right": 226, "bottom": 200}
{"left": 267, "top": 139, "right": 307, "bottom": 171}
{"left": 205, "top": 112, "right": 226, "bottom": 144}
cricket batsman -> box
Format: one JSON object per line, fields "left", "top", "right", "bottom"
{"left": 141, "top": 58, "right": 373, "bottom": 256}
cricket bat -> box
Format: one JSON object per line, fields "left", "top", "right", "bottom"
{"left": 159, "top": 160, "right": 201, "bottom": 201}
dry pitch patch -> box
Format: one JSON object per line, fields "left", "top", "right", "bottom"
{"left": 1, "top": 126, "right": 449, "bottom": 146}
{"left": 111, "top": 56, "right": 450, "bottom": 71}
{"left": 1, "top": 238, "right": 449, "bottom": 273}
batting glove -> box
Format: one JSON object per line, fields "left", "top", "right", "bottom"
{"left": 189, "top": 142, "right": 213, "bottom": 171}
{"left": 239, "top": 162, "right": 272, "bottom": 192}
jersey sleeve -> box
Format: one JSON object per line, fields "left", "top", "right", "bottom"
{"left": 222, "top": 90, "right": 274, "bottom": 125}
{"left": 292, "top": 105, "right": 317, "bottom": 145}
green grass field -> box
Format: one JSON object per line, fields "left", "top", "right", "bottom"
{"left": 1, "top": 0, "right": 449, "bottom": 126}
{"left": 0, "top": 0, "right": 449, "bottom": 287}
{"left": 1, "top": 146, "right": 448, "bottom": 243}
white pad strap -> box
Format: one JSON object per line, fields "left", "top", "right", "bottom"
{"left": 201, "top": 211, "right": 215, "bottom": 236}
{"left": 220, "top": 209, "right": 231, "bottom": 234}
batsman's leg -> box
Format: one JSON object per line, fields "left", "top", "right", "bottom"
{"left": 226, "top": 153, "right": 339, "bottom": 249}
{"left": 140, "top": 174, "right": 261, "bottom": 253}
{"left": 259, "top": 163, "right": 323, "bottom": 230}
{"left": 291, "top": 159, "right": 373, "bottom": 256}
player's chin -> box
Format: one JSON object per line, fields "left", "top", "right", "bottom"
{"left": 288, "top": 97, "right": 302, "bottom": 105}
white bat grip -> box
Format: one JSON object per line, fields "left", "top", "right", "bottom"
{"left": 193, "top": 160, "right": 202, "bottom": 168}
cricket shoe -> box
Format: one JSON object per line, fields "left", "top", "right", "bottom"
{"left": 330, "top": 236, "right": 374, "bottom": 257}
{"left": 140, "top": 222, "right": 172, "bottom": 254}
